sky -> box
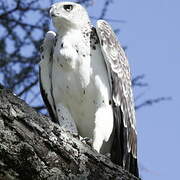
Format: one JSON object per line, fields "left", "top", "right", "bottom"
{"left": 2, "top": 0, "right": 179, "bottom": 179}
{"left": 86, "top": 0, "right": 179, "bottom": 179}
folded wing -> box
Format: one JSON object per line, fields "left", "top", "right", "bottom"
{"left": 96, "top": 20, "right": 139, "bottom": 177}
{"left": 39, "top": 31, "right": 58, "bottom": 123}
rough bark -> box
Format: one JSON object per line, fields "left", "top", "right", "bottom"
{"left": 0, "top": 85, "right": 140, "bottom": 180}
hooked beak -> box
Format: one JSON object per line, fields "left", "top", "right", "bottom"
{"left": 49, "top": 7, "right": 58, "bottom": 18}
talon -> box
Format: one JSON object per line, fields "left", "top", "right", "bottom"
{"left": 80, "top": 137, "right": 92, "bottom": 146}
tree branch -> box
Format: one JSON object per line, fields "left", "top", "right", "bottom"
{"left": 135, "top": 97, "right": 172, "bottom": 110}
{"left": 132, "top": 74, "right": 148, "bottom": 87}
{"left": 17, "top": 78, "right": 38, "bottom": 97}
{"left": 0, "top": 85, "right": 140, "bottom": 180}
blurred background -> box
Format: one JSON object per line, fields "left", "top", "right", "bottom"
{"left": 0, "top": 0, "right": 179, "bottom": 179}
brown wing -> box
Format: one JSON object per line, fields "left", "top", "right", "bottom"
{"left": 96, "top": 20, "right": 139, "bottom": 177}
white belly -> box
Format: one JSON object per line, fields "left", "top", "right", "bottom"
{"left": 52, "top": 62, "right": 108, "bottom": 137}
{"left": 51, "top": 34, "right": 114, "bottom": 153}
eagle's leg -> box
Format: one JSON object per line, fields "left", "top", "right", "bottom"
{"left": 93, "top": 105, "right": 114, "bottom": 153}
{"left": 56, "top": 103, "right": 78, "bottom": 134}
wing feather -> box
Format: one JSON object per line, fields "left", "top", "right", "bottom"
{"left": 39, "top": 31, "right": 58, "bottom": 123}
{"left": 96, "top": 20, "right": 139, "bottom": 177}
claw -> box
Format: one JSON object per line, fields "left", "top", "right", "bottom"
{"left": 80, "top": 136, "right": 92, "bottom": 146}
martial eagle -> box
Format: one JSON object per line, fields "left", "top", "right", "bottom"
{"left": 39, "top": 1, "right": 139, "bottom": 177}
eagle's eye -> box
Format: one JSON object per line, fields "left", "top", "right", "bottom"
{"left": 63, "top": 4, "right": 73, "bottom": 12}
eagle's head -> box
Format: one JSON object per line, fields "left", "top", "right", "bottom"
{"left": 50, "top": 2, "right": 90, "bottom": 32}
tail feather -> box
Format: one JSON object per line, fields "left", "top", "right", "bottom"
{"left": 111, "top": 106, "right": 139, "bottom": 178}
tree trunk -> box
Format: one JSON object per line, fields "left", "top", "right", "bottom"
{"left": 0, "top": 85, "right": 140, "bottom": 180}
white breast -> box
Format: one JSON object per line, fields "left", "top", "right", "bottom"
{"left": 51, "top": 29, "right": 113, "bottom": 150}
